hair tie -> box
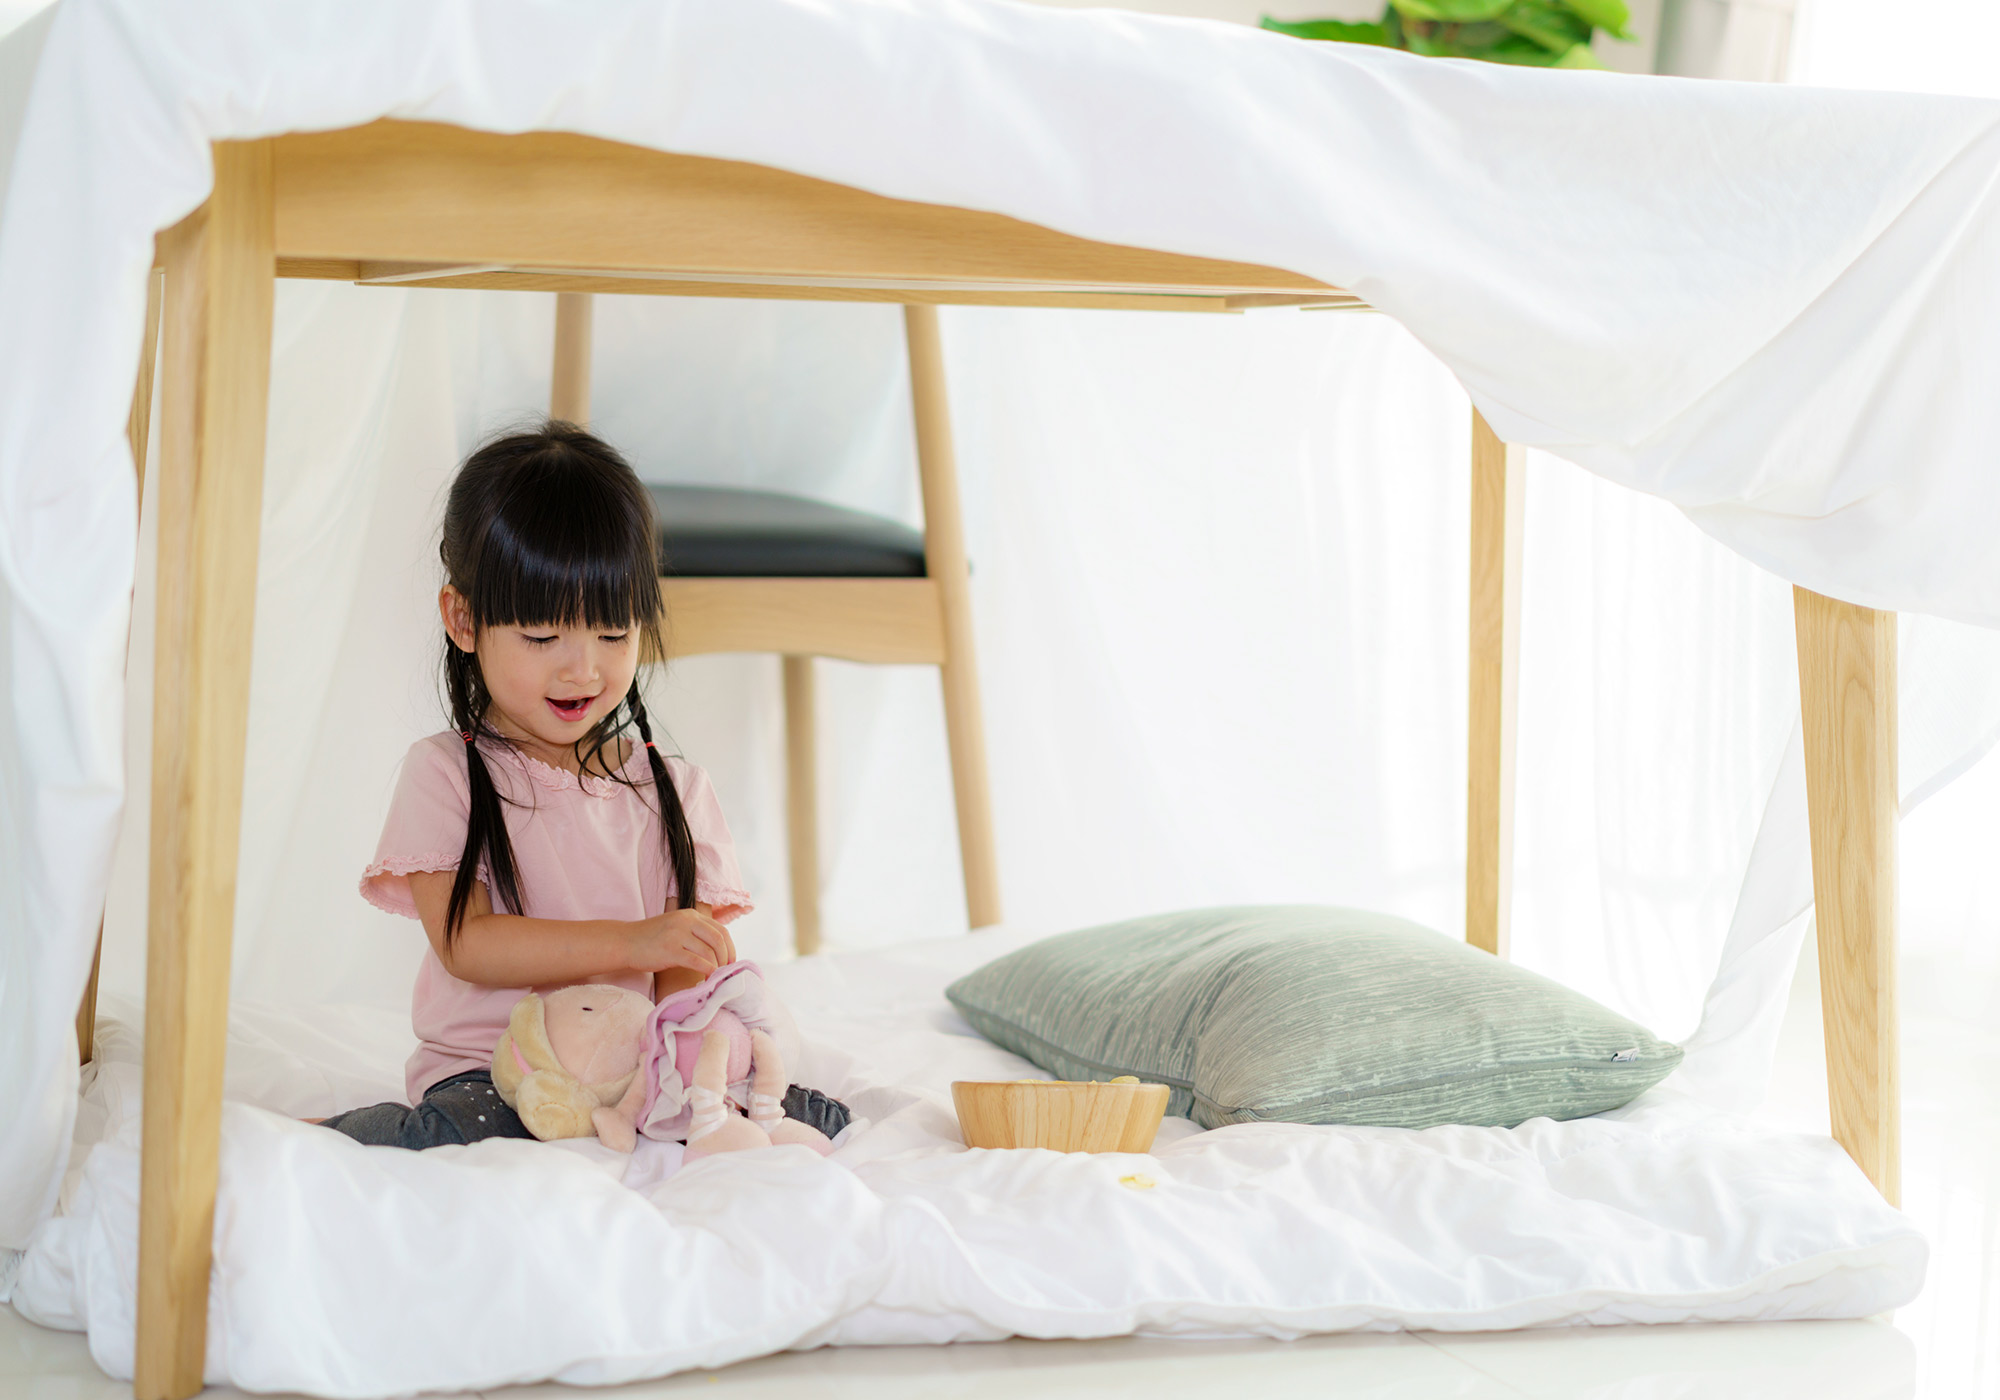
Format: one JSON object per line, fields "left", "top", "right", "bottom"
{"left": 460, "top": 730, "right": 474, "bottom": 743}
{"left": 643, "top": 740, "right": 656, "bottom": 750}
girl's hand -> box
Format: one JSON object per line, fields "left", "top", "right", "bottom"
{"left": 629, "top": 907, "right": 736, "bottom": 976}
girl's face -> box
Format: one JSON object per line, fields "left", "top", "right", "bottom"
{"left": 440, "top": 586, "right": 640, "bottom": 762}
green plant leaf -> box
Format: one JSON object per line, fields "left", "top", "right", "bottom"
{"left": 1274, "top": 2, "right": 1628, "bottom": 64}
{"left": 1448, "top": 20, "right": 1516, "bottom": 47}
{"left": 1258, "top": 16, "right": 1395, "bottom": 45}
{"left": 1560, "top": 0, "right": 1635, "bottom": 41}
{"left": 1390, "top": 0, "right": 1515, "bottom": 22}
{"left": 1551, "top": 39, "right": 1607, "bottom": 67}
{"left": 1468, "top": 31, "right": 1577, "bottom": 63}
{"left": 1498, "top": 1, "right": 1592, "bottom": 53}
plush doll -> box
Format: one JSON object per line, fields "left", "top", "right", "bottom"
{"left": 491, "top": 967, "right": 834, "bottom": 1157}
{"left": 490, "top": 983, "right": 655, "bottom": 1150}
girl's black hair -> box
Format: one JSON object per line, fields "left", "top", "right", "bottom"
{"left": 438, "top": 420, "right": 698, "bottom": 947}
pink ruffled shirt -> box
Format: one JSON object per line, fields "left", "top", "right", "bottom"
{"left": 360, "top": 731, "right": 753, "bottom": 1101}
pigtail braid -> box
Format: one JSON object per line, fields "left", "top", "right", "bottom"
{"left": 444, "top": 643, "right": 526, "bottom": 947}
{"left": 628, "top": 684, "right": 700, "bottom": 917}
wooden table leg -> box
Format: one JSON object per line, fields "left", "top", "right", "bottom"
{"left": 76, "top": 265, "right": 162, "bottom": 1068}
{"left": 905, "top": 305, "right": 1002, "bottom": 930}
{"left": 135, "top": 141, "right": 275, "bottom": 1400}
{"left": 1466, "top": 410, "right": 1524, "bottom": 957}
{"left": 1794, "top": 586, "right": 1900, "bottom": 1205}
{"left": 74, "top": 935, "right": 105, "bottom": 1068}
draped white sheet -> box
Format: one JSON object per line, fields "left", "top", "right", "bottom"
{"left": 5, "top": 0, "right": 2000, "bottom": 1269}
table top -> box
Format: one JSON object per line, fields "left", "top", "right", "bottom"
{"left": 270, "top": 120, "right": 1360, "bottom": 314}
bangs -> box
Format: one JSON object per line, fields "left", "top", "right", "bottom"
{"left": 453, "top": 437, "right": 662, "bottom": 631}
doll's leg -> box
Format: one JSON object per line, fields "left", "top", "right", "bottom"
{"left": 684, "top": 1030, "right": 768, "bottom": 1159}
{"left": 751, "top": 1030, "right": 833, "bottom": 1155}
{"left": 748, "top": 1030, "right": 787, "bottom": 1134}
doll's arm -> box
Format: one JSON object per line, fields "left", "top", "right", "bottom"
{"left": 593, "top": 1070, "right": 649, "bottom": 1154}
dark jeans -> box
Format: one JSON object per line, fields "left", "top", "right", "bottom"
{"left": 319, "top": 1070, "right": 851, "bottom": 1150}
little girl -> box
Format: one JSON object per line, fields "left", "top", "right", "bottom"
{"left": 319, "top": 423, "right": 847, "bottom": 1150}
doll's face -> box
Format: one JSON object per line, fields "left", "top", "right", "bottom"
{"left": 439, "top": 585, "right": 640, "bottom": 767}
{"left": 543, "top": 985, "right": 653, "bottom": 1084}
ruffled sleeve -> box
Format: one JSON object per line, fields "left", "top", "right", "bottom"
{"left": 666, "top": 756, "right": 754, "bottom": 924}
{"left": 358, "top": 734, "right": 473, "bottom": 919}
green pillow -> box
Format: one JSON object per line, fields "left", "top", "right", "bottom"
{"left": 944, "top": 905, "right": 1683, "bottom": 1131}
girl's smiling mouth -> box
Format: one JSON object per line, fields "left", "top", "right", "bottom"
{"left": 546, "top": 694, "right": 595, "bottom": 722}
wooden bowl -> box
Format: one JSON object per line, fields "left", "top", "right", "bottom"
{"left": 952, "top": 1078, "right": 1170, "bottom": 1153}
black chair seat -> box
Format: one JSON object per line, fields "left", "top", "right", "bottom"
{"left": 649, "top": 484, "right": 927, "bottom": 579}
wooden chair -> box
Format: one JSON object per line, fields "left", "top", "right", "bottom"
{"left": 543, "top": 290, "right": 1000, "bottom": 952}
{"left": 98, "top": 122, "right": 1899, "bottom": 1400}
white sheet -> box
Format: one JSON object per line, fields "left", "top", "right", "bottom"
{"left": 10, "top": 930, "right": 1925, "bottom": 1396}
{"left": 6, "top": 0, "right": 2000, "bottom": 1262}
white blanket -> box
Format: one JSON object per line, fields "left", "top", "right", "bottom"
{"left": 10, "top": 930, "right": 1924, "bottom": 1396}
{"left": 6, "top": 0, "right": 1999, "bottom": 1256}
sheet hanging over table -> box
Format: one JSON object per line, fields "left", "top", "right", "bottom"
{"left": 6, "top": 0, "right": 2000, "bottom": 1249}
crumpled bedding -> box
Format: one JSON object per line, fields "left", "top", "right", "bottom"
{"left": 10, "top": 930, "right": 1925, "bottom": 1397}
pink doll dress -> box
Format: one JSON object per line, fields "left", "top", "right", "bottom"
{"left": 359, "top": 731, "right": 753, "bottom": 1103}
{"left": 638, "top": 961, "right": 787, "bottom": 1142}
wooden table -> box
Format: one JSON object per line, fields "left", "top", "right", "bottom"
{"left": 121, "top": 119, "right": 1898, "bottom": 1399}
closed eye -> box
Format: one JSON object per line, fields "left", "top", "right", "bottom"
{"left": 599, "top": 632, "right": 631, "bottom": 645}
{"left": 522, "top": 633, "right": 558, "bottom": 646}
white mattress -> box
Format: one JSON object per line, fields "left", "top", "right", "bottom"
{"left": 10, "top": 929, "right": 1925, "bottom": 1397}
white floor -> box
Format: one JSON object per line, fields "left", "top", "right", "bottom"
{"left": 0, "top": 1309, "right": 1928, "bottom": 1400}
{"left": 8, "top": 929, "right": 1993, "bottom": 1400}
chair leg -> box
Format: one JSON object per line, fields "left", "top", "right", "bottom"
{"left": 1466, "top": 410, "right": 1524, "bottom": 958}
{"left": 904, "top": 305, "right": 1001, "bottom": 929}
{"left": 550, "top": 291, "right": 593, "bottom": 425}
{"left": 135, "top": 143, "right": 275, "bottom": 1400}
{"left": 77, "top": 265, "right": 163, "bottom": 1068}
{"left": 783, "top": 655, "right": 822, "bottom": 955}
{"left": 1795, "top": 586, "right": 1900, "bottom": 1205}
